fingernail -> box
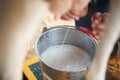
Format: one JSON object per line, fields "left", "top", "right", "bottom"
{"left": 75, "top": 17, "right": 80, "bottom": 20}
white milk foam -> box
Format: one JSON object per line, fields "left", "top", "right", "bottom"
{"left": 41, "top": 45, "right": 91, "bottom": 72}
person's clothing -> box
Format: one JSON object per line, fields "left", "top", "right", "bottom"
{"left": 75, "top": 0, "right": 110, "bottom": 30}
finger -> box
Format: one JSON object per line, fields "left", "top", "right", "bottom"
{"left": 92, "top": 30, "right": 100, "bottom": 40}
{"left": 92, "top": 30, "right": 97, "bottom": 35}
{"left": 92, "top": 23, "right": 105, "bottom": 31}
{"left": 92, "top": 23, "right": 96, "bottom": 29}
{"left": 92, "top": 19, "right": 100, "bottom": 25}
{"left": 78, "top": 6, "right": 88, "bottom": 17}
{"left": 92, "top": 17, "right": 104, "bottom": 25}
{"left": 70, "top": 6, "right": 88, "bottom": 18}
{"left": 70, "top": 9, "right": 80, "bottom": 16}
{"left": 92, "top": 26, "right": 104, "bottom": 38}
{"left": 91, "top": 12, "right": 104, "bottom": 23}
{"left": 92, "top": 27, "right": 104, "bottom": 36}
{"left": 92, "top": 27, "right": 100, "bottom": 35}
{"left": 93, "top": 30, "right": 104, "bottom": 37}
{"left": 92, "top": 24, "right": 99, "bottom": 32}
{"left": 66, "top": 12, "right": 80, "bottom": 20}
{"left": 97, "top": 24, "right": 106, "bottom": 30}
{"left": 61, "top": 14, "right": 73, "bottom": 20}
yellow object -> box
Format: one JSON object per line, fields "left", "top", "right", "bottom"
{"left": 23, "top": 56, "right": 42, "bottom": 80}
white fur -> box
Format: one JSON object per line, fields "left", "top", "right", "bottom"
{"left": 0, "top": 0, "right": 49, "bottom": 80}
{"left": 87, "top": 0, "right": 120, "bottom": 80}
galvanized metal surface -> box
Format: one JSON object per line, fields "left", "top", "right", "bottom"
{"left": 35, "top": 26, "right": 97, "bottom": 80}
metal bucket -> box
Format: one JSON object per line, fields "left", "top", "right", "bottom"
{"left": 35, "top": 25, "right": 97, "bottom": 80}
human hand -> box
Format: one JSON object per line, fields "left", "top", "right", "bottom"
{"left": 61, "top": 6, "right": 88, "bottom": 20}
{"left": 91, "top": 12, "right": 109, "bottom": 40}
{"left": 49, "top": 0, "right": 90, "bottom": 20}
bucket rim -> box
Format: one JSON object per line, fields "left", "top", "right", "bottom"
{"left": 35, "top": 25, "right": 97, "bottom": 58}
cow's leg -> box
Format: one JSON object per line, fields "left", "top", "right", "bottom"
{"left": 0, "top": 0, "right": 49, "bottom": 80}
{"left": 87, "top": 0, "right": 120, "bottom": 80}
